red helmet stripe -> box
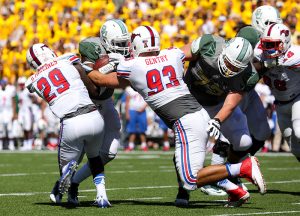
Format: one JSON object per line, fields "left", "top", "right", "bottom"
{"left": 144, "top": 26, "right": 155, "bottom": 47}
{"left": 267, "top": 23, "right": 277, "bottom": 36}
{"left": 29, "top": 46, "right": 42, "bottom": 66}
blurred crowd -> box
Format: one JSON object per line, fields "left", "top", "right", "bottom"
{"left": 1, "top": 0, "right": 300, "bottom": 81}
{"left": 0, "top": 0, "right": 298, "bottom": 152}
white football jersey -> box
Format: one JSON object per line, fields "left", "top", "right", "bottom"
{"left": 117, "top": 48, "right": 190, "bottom": 110}
{"left": 0, "top": 85, "right": 15, "bottom": 112}
{"left": 26, "top": 54, "right": 93, "bottom": 119}
{"left": 255, "top": 45, "right": 300, "bottom": 102}
{"left": 18, "top": 88, "right": 33, "bottom": 109}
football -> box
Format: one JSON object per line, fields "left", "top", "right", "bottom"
{"left": 93, "top": 54, "right": 109, "bottom": 70}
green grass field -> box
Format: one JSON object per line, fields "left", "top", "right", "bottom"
{"left": 1, "top": 151, "right": 300, "bottom": 216}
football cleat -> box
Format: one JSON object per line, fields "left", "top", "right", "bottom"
{"left": 225, "top": 187, "right": 250, "bottom": 207}
{"left": 59, "top": 160, "right": 78, "bottom": 194}
{"left": 50, "top": 181, "right": 62, "bottom": 204}
{"left": 239, "top": 156, "right": 266, "bottom": 195}
{"left": 94, "top": 195, "right": 112, "bottom": 208}
{"left": 67, "top": 183, "right": 79, "bottom": 206}
{"left": 174, "top": 187, "right": 190, "bottom": 207}
{"left": 200, "top": 184, "right": 227, "bottom": 196}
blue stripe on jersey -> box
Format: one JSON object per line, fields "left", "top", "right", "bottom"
{"left": 117, "top": 69, "right": 131, "bottom": 72}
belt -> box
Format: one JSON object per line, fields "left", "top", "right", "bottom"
{"left": 61, "top": 104, "right": 97, "bottom": 122}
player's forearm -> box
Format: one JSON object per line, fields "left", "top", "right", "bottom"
{"left": 88, "top": 71, "right": 121, "bottom": 88}
{"left": 214, "top": 92, "right": 243, "bottom": 123}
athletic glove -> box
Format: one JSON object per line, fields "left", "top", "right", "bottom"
{"left": 207, "top": 118, "right": 221, "bottom": 140}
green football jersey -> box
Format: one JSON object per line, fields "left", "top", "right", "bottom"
{"left": 184, "top": 34, "right": 259, "bottom": 106}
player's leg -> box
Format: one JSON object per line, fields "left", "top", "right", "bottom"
{"left": 241, "top": 90, "right": 271, "bottom": 155}
{"left": 70, "top": 100, "right": 121, "bottom": 204}
{"left": 173, "top": 110, "right": 208, "bottom": 207}
{"left": 137, "top": 110, "right": 148, "bottom": 151}
{"left": 126, "top": 110, "right": 138, "bottom": 151}
{"left": 79, "top": 110, "right": 111, "bottom": 208}
{"left": 173, "top": 109, "right": 265, "bottom": 207}
{"left": 159, "top": 119, "right": 170, "bottom": 151}
{"left": 19, "top": 108, "right": 34, "bottom": 150}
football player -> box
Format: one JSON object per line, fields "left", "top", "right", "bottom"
{"left": 255, "top": 23, "right": 300, "bottom": 161}
{"left": 199, "top": 5, "right": 283, "bottom": 197}
{"left": 177, "top": 35, "right": 262, "bottom": 206}
{"left": 26, "top": 43, "right": 107, "bottom": 208}
{"left": 87, "top": 25, "right": 266, "bottom": 208}
{"left": 0, "top": 78, "right": 17, "bottom": 150}
{"left": 65, "top": 19, "right": 130, "bottom": 207}
{"left": 17, "top": 77, "right": 35, "bottom": 151}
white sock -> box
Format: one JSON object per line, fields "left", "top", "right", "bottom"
{"left": 27, "top": 139, "right": 33, "bottom": 150}
{"left": 128, "top": 142, "right": 134, "bottom": 149}
{"left": 141, "top": 142, "right": 147, "bottom": 148}
{"left": 72, "top": 163, "right": 92, "bottom": 184}
{"left": 0, "top": 140, "right": 3, "bottom": 150}
{"left": 225, "top": 162, "right": 242, "bottom": 177}
{"left": 211, "top": 153, "right": 225, "bottom": 165}
{"left": 217, "top": 179, "right": 239, "bottom": 191}
{"left": 49, "top": 137, "right": 58, "bottom": 145}
{"left": 8, "top": 140, "right": 15, "bottom": 150}
{"left": 163, "top": 141, "right": 170, "bottom": 147}
{"left": 94, "top": 173, "right": 108, "bottom": 200}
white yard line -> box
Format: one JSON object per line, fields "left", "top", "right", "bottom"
{"left": 268, "top": 167, "right": 300, "bottom": 170}
{"left": 1, "top": 179, "right": 300, "bottom": 197}
{"left": 0, "top": 185, "right": 175, "bottom": 197}
{"left": 214, "top": 210, "right": 300, "bottom": 216}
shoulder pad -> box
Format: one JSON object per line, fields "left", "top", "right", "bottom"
{"left": 282, "top": 45, "right": 300, "bottom": 68}
{"left": 236, "top": 26, "right": 260, "bottom": 49}
{"left": 194, "top": 34, "right": 224, "bottom": 57}
{"left": 56, "top": 53, "right": 80, "bottom": 64}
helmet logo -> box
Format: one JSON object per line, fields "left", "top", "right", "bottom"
{"left": 280, "top": 30, "right": 289, "bottom": 37}
{"left": 101, "top": 25, "right": 108, "bottom": 38}
{"left": 255, "top": 9, "right": 262, "bottom": 19}
{"left": 143, "top": 40, "right": 148, "bottom": 48}
{"left": 131, "top": 33, "right": 141, "bottom": 42}
{"left": 41, "top": 44, "right": 49, "bottom": 50}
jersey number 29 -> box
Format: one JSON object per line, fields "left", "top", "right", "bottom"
{"left": 146, "top": 65, "right": 179, "bottom": 96}
{"left": 37, "top": 69, "right": 70, "bottom": 102}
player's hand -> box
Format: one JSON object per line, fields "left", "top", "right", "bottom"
{"left": 207, "top": 118, "right": 221, "bottom": 139}
{"left": 108, "top": 52, "right": 125, "bottom": 64}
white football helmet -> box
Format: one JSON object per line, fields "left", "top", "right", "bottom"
{"left": 260, "top": 23, "right": 291, "bottom": 59}
{"left": 130, "top": 25, "right": 160, "bottom": 57}
{"left": 252, "top": 5, "right": 282, "bottom": 34}
{"left": 99, "top": 19, "right": 130, "bottom": 56}
{"left": 218, "top": 37, "right": 253, "bottom": 78}
{"left": 26, "top": 43, "right": 57, "bottom": 70}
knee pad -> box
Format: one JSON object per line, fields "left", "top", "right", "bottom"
{"left": 283, "top": 128, "right": 292, "bottom": 138}
{"left": 100, "top": 138, "right": 120, "bottom": 165}
{"left": 231, "top": 134, "right": 252, "bottom": 152}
